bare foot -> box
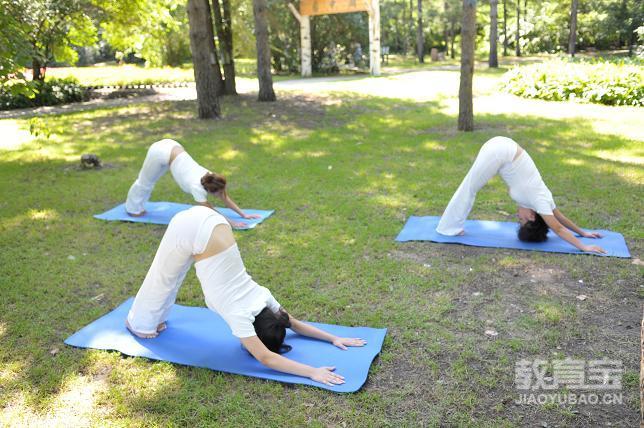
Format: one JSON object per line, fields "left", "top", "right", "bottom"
{"left": 127, "top": 210, "right": 146, "bottom": 217}
{"left": 125, "top": 319, "right": 158, "bottom": 339}
{"left": 156, "top": 321, "right": 167, "bottom": 333}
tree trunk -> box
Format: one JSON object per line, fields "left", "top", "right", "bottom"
{"left": 32, "top": 58, "right": 43, "bottom": 81}
{"left": 187, "top": 0, "right": 222, "bottom": 118}
{"left": 416, "top": 0, "right": 424, "bottom": 62}
{"left": 443, "top": 0, "right": 449, "bottom": 57}
{"left": 409, "top": 0, "right": 414, "bottom": 57}
{"left": 502, "top": 0, "right": 508, "bottom": 56}
{"left": 515, "top": 0, "right": 521, "bottom": 56}
{"left": 212, "top": 0, "right": 237, "bottom": 94}
{"left": 568, "top": 0, "right": 578, "bottom": 57}
{"left": 252, "top": 0, "right": 275, "bottom": 101}
{"left": 458, "top": 0, "right": 476, "bottom": 131}
{"left": 489, "top": 0, "right": 498, "bottom": 67}
{"left": 450, "top": 17, "right": 456, "bottom": 58}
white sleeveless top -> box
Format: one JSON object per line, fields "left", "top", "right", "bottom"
{"left": 170, "top": 152, "right": 209, "bottom": 203}
{"left": 195, "top": 244, "right": 281, "bottom": 338}
{"left": 500, "top": 151, "right": 556, "bottom": 215}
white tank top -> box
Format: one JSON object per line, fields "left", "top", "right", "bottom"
{"left": 499, "top": 151, "right": 556, "bottom": 215}
{"left": 170, "top": 152, "right": 209, "bottom": 203}
{"left": 195, "top": 244, "right": 281, "bottom": 338}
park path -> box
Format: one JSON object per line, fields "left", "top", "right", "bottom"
{"left": 0, "top": 67, "right": 463, "bottom": 120}
{"left": 2, "top": 67, "right": 641, "bottom": 143}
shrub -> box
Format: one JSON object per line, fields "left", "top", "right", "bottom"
{"left": 501, "top": 59, "right": 644, "bottom": 107}
{"left": 0, "top": 77, "right": 89, "bottom": 110}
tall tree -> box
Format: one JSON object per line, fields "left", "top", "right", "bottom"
{"left": 409, "top": 0, "right": 415, "bottom": 56}
{"left": 458, "top": 0, "right": 476, "bottom": 131}
{"left": 187, "top": 0, "right": 222, "bottom": 118}
{"left": 212, "top": 0, "right": 237, "bottom": 94}
{"left": 252, "top": 0, "right": 276, "bottom": 101}
{"left": 8, "top": 0, "right": 97, "bottom": 82}
{"left": 416, "top": 0, "right": 425, "bottom": 62}
{"left": 515, "top": 0, "right": 521, "bottom": 56}
{"left": 568, "top": 0, "right": 579, "bottom": 56}
{"left": 502, "top": 0, "right": 508, "bottom": 55}
{"left": 489, "top": 0, "right": 498, "bottom": 67}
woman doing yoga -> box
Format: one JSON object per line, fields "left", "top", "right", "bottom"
{"left": 126, "top": 206, "right": 366, "bottom": 386}
{"left": 436, "top": 136, "right": 605, "bottom": 254}
{"left": 126, "top": 138, "right": 260, "bottom": 228}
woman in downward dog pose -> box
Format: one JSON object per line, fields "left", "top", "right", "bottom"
{"left": 126, "top": 206, "right": 366, "bottom": 386}
{"left": 436, "top": 136, "right": 606, "bottom": 254}
{"left": 125, "top": 138, "right": 260, "bottom": 228}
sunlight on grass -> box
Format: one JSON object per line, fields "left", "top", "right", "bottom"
{"left": 1, "top": 372, "right": 110, "bottom": 427}
{"left": 423, "top": 141, "right": 447, "bottom": 151}
{"left": 0, "top": 121, "right": 33, "bottom": 150}
{"left": 563, "top": 158, "right": 584, "bottom": 166}
{"left": 593, "top": 150, "right": 644, "bottom": 166}
{"left": 28, "top": 209, "right": 59, "bottom": 221}
{"left": 220, "top": 149, "right": 243, "bottom": 161}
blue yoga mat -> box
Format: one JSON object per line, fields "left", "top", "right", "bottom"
{"left": 94, "top": 202, "right": 274, "bottom": 229}
{"left": 65, "top": 298, "right": 387, "bottom": 393}
{"left": 396, "top": 216, "right": 630, "bottom": 258}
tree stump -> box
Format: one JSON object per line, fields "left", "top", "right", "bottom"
{"left": 80, "top": 154, "right": 102, "bottom": 169}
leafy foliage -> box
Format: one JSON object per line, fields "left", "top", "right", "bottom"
{"left": 0, "top": 78, "right": 88, "bottom": 110}
{"left": 501, "top": 59, "right": 644, "bottom": 106}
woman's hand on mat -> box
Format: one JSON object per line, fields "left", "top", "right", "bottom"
{"left": 581, "top": 244, "right": 606, "bottom": 254}
{"left": 242, "top": 213, "right": 262, "bottom": 219}
{"left": 581, "top": 231, "right": 603, "bottom": 239}
{"left": 310, "top": 366, "right": 345, "bottom": 386}
{"left": 230, "top": 220, "right": 248, "bottom": 228}
{"left": 332, "top": 337, "right": 367, "bottom": 350}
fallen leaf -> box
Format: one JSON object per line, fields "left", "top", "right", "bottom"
{"left": 632, "top": 258, "right": 643, "bottom": 266}
{"left": 485, "top": 329, "right": 498, "bottom": 338}
{"left": 50, "top": 348, "right": 59, "bottom": 356}
{"left": 91, "top": 293, "right": 104, "bottom": 302}
{"left": 576, "top": 294, "right": 587, "bottom": 301}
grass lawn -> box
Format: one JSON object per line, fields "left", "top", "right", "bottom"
{"left": 0, "top": 67, "right": 641, "bottom": 426}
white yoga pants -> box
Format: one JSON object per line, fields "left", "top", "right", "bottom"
{"left": 127, "top": 206, "right": 228, "bottom": 335}
{"left": 125, "top": 139, "right": 181, "bottom": 215}
{"left": 436, "top": 136, "right": 518, "bottom": 236}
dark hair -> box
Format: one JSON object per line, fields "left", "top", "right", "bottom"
{"left": 518, "top": 213, "right": 549, "bottom": 242}
{"left": 201, "top": 172, "right": 227, "bottom": 194}
{"left": 253, "top": 307, "right": 291, "bottom": 354}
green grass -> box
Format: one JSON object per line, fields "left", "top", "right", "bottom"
{"left": 0, "top": 67, "right": 641, "bottom": 426}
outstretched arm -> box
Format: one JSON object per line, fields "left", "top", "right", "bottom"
{"left": 217, "top": 192, "right": 261, "bottom": 220}
{"left": 542, "top": 214, "right": 606, "bottom": 254}
{"left": 288, "top": 314, "right": 367, "bottom": 350}
{"left": 240, "top": 336, "right": 345, "bottom": 386}
{"left": 553, "top": 209, "right": 602, "bottom": 238}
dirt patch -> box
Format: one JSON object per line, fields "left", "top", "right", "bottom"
{"left": 384, "top": 241, "right": 642, "bottom": 426}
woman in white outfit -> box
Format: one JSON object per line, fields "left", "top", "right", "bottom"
{"left": 126, "top": 206, "right": 366, "bottom": 387}
{"left": 436, "top": 136, "right": 605, "bottom": 254}
{"left": 125, "top": 138, "right": 261, "bottom": 228}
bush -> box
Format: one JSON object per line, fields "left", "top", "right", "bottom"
{"left": 501, "top": 59, "right": 644, "bottom": 107}
{"left": 0, "top": 77, "right": 89, "bottom": 110}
